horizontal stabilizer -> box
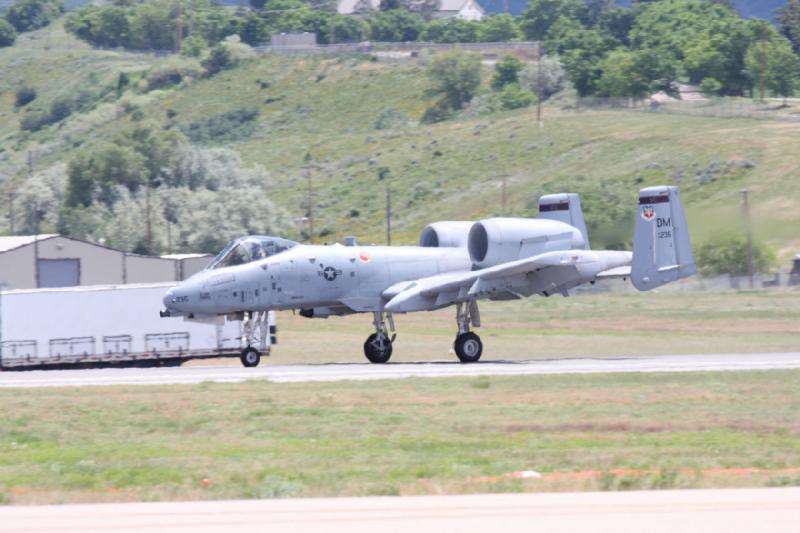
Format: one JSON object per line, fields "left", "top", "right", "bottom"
{"left": 596, "top": 266, "right": 631, "bottom": 279}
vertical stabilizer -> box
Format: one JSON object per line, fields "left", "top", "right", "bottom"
{"left": 631, "top": 186, "right": 696, "bottom": 291}
{"left": 538, "top": 193, "right": 589, "bottom": 249}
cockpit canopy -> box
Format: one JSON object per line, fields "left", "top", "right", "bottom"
{"left": 206, "top": 236, "right": 298, "bottom": 270}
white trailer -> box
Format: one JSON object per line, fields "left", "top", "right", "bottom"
{"left": 0, "top": 283, "right": 275, "bottom": 370}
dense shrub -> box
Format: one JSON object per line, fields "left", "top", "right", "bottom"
{"left": 4, "top": 0, "right": 63, "bottom": 33}
{"left": 15, "top": 85, "right": 37, "bottom": 107}
{"left": 184, "top": 107, "right": 260, "bottom": 143}
{"left": 0, "top": 19, "right": 17, "bottom": 47}
{"left": 696, "top": 236, "right": 776, "bottom": 277}
{"left": 146, "top": 58, "right": 205, "bottom": 91}
{"left": 202, "top": 44, "right": 236, "bottom": 76}
{"left": 499, "top": 82, "right": 537, "bottom": 110}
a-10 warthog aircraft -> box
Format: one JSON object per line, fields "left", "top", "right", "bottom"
{"left": 161, "top": 186, "right": 695, "bottom": 367}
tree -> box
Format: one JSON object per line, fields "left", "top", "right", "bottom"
{"left": 365, "top": 10, "right": 424, "bottom": 42}
{"left": 492, "top": 55, "right": 524, "bottom": 90}
{"left": 479, "top": 14, "right": 520, "bottom": 42}
{"left": 202, "top": 44, "right": 235, "bottom": 75}
{"left": 629, "top": 1, "right": 753, "bottom": 95}
{"left": 744, "top": 35, "right": 800, "bottom": 102}
{"left": 546, "top": 16, "right": 616, "bottom": 97}
{"left": 129, "top": 0, "right": 177, "bottom": 50}
{"left": 596, "top": 48, "right": 676, "bottom": 98}
{"left": 696, "top": 236, "right": 775, "bottom": 277}
{"left": 520, "top": 54, "right": 567, "bottom": 100}
{"left": 0, "top": 19, "right": 17, "bottom": 47}
{"left": 15, "top": 165, "right": 67, "bottom": 234}
{"left": 420, "top": 18, "right": 481, "bottom": 43}
{"left": 66, "top": 144, "right": 146, "bottom": 208}
{"left": 328, "top": 13, "right": 366, "bottom": 43}
{"left": 519, "top": 0, "right": 590, "bottom": 41}
{"left": 4, "top": 0, "right": 63, "bottom": 33}
{"left": 427, "top": 49, "right": 482, "bottom": 110}
{"left": 777, "top": 0, "right": 800, "bottom": 54}
{"left": 499, "top": 83, "right": 537, "bottom": 110}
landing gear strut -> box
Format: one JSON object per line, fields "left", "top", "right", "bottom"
{"left": 364, "top": 311, "right": 396, "bottom": 364}
{"left": 454, "top": 301, "right": 483, "bottom": 363}
{"left": 240, "top": 311, "right": 269, "bottom": 367}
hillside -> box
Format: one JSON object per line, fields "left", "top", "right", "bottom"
{"left": 2, "top": 25, "right": 800, "bottom": 262}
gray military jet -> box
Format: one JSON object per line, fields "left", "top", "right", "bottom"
{"left": 161, "top": 185, "right": 695, "bottom": 367}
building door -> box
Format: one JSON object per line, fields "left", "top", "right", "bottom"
{"left": 38, "top": 259, "right": 80, "bottom": 288}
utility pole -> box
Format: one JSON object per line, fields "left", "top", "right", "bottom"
{"left": 501, "top": 175, "right": 507, "bottom": 214}
{"left": 759, "top": 38, "right": 767, "bottom": 101}
{"left": 176, "top": 0, "right": 184, "bottom": 54}
{"left": 145, "top": 181, "right": 152, "bottom": 255}
{"left": 378, "top": 167, "right": 391, "bottom": 245}
{"left": 34, "top": 222, "right": 40, "bottom": 288}
{"left": 304, "top": 153, "right": 314, "bottom": 244}
{"left": 535, "top": 43, "right": 543, "bottom": 127}
{"left": 741, "top": 188, "right": 755, "bottom": 289}
{"left": 0, "top": 282, "right": 6, "bottom": 367}
{"left": 7, "top": 191, "right": 14, "bottom": 234}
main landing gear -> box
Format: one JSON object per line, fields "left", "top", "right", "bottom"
{"left": 454, "top": 301, "right": 483, "bottom": 363}
{"left": 240, "top": 311, "right": 268, "bottom": 367}
{"left": 364, "top": 311, "right": 396, "bottom": 364}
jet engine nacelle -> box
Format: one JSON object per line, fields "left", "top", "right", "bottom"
{"left": 468, "top": 217, "right": 586, "bottom": 269}
{"left": 419, "top": 221, "right": 474, "bottom": 248}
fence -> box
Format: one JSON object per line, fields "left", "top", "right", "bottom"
{"left": 574, "top": 96, "right": 800, "bottom": 123}
{"left": 255, "top": 41, "right": 540, "bottom": 56}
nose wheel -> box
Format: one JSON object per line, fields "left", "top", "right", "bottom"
{"left": 240, "top": 347, "right": 261, "bottom": 367}
{"left": 364, "top": 311, "right": 395, "bottom": 363}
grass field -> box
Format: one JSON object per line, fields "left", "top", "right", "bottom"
{"left": 1, "top": 370, "right": 800, "bottom": 505}
{"left": 256, "top": 289, "right": 800, "bottom": 365}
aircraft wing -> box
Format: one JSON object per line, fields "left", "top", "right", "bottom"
{"left": 383, "top": 249, "right": 632, "bottom": 313}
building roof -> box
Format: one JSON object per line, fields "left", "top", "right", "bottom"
{"left": 161, "top": 253, "right": 212, "bottom": 260}
{"left": 0, "top": 234, "right": 58, "bottom": 253}
{"left": 338, "top": 0, "right": 379, "bottom": 15}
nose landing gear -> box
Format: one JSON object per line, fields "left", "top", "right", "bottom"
{"left": 364, "top": 311, "right": 395, "bottom": 363}
{"left": 240, "top": 311, "right": 269, "bottom": 367}
{"left": 454, "top": 301, "right": 483, "bottom": 363}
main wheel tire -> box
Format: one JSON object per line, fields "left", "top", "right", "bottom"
{"left": 364, "top": 333, "right": 393, "bottom": 364}
{"left": 454, "top": 332, "right": 483, "bottom": 363}
{"left": 240, "top": 347, "right": 261, "bottom": 367}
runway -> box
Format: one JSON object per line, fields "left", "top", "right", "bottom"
{"left": 1, "top": 352, "right": 800, "bottom": 388}
{"left": 1, "top": 489, "right": 799, "bottom": 532}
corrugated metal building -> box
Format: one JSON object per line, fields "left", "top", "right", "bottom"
{"left": 0, "top": 235, "right": 211, "bottom": 289}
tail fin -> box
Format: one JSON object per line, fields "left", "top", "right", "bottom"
{"left": 539, "top": 193, "right": 589, "bottom": 250}
{"left": 631, "top": 186, "right": 696, "bottom": 291}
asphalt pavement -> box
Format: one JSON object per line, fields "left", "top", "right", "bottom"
{"left": 1, "top": 352, "right": 799, "bottom": 388}
{"left": 1, "top": 489, "right": 799, "bottom": 532}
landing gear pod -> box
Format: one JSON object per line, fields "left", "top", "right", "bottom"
{"left": 631, "top": 186, "right": 696, "bottom": 291}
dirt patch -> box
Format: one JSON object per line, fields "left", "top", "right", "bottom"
{"left": 492, "top": 420, "right": 795, "bottom": 435}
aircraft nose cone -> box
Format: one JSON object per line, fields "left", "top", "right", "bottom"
{"left": 163, "top": 287, "right": 175, "bottom": 309}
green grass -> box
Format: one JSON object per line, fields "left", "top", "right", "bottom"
{"left": 2, "top": 25, "right": 800, "bottom": 261}
{"left": 1, "top": 370, "right": 800, "bottom": 504}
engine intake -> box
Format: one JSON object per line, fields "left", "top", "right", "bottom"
{"left": 419, "top": 221, "right": 474, "bottom": 248}
{"left": 468, "top": 217, "right": 586, "bottom": 269}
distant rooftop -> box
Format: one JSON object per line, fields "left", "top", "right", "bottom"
{"left": 161, "top": 253, "right": 212, "bottom": 260}
{"left": 0, "top": 234, "right": 58, "bottom": 253}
